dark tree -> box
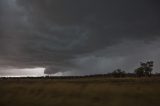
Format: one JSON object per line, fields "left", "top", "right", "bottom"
{"left": 135, "top": 61, "right": 154, "bottom": 77}
{"left": 112, "top": 69, "right": 126, "bottom": 78}
{"left": 135, "top": 67, "right": 145, "bottom": 77}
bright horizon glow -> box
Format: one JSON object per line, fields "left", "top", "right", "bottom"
{"left": 0, "top": 67, "right": 45, "bottom": 77}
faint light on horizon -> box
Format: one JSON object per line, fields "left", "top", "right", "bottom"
{"left": 0, "top": 67, "right": 46, "bottom": 77}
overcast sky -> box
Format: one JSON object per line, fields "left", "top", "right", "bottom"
{"left": 0, "top": 0, "right": 160, "bottom": 76}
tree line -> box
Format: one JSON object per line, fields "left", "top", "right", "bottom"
{"left": 112, "top": 61, "right": 154, "bottom": 77}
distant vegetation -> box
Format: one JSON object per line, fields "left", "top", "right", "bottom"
{"left": 135, "top": 61, "right": 153, "bottom": 77}
{"left": 111, "top": 69, "right": 126, "bottom": 78}
{"left": 112, "top": 61, "right": 154, "bottom": 78}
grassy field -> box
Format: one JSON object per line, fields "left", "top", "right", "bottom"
{"left": 0, "top": 77, "right": 160, "bottom": 106}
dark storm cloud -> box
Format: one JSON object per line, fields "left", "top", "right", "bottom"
{"left": 0, "top": 0, "right": 160, "bottom": 75}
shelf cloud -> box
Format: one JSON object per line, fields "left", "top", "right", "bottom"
{"left": 0, "top": 0, "right": 160, "bottom": 75}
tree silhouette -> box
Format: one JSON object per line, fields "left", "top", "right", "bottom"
{"left": 135, "top": 61, "right": 154, "bottom": 77}
{"left": 135, "top": 67, "right": 145, "bottom": 77}
{"left": 112, "top": 69, "right": 126, "bottom": 77}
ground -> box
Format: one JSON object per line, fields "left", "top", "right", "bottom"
{"left": 0, "top": 77, "right": 160, "bottom": 106}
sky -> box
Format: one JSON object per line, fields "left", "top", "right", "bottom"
{"left": 0, "top": 0, "right": 160, "bottom": 76}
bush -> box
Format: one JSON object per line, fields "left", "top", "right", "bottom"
{"left": 112, "top": 69, "right": 126, "bottom": 77}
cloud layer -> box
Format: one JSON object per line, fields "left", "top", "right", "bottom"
{"left": 0, "top": 0, "right": 160, "bottom": 75}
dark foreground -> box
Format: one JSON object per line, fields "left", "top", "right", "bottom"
{"left": 0, "top": 77, "right": 160, "bottom": 106}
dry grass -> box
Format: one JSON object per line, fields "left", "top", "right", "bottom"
{"left": 0, "top": 77, "right": 160, "bottom": 106}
